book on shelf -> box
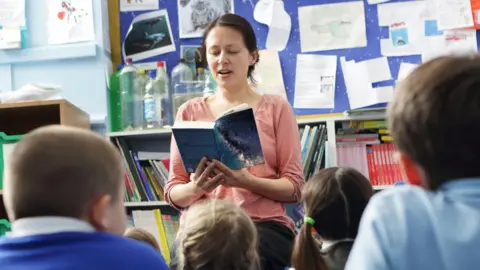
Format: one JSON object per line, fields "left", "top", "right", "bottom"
{"left": 115, "top": 137, "right": 170, "bottom": 202}
{"left": 172, "top": 103, "right": 265, "bottom": 173}
{"left": 127, "top": 210, "right": 179, "bottom": 264}
{"left": 298, "top": 124, "right": 327, "bottom": 181}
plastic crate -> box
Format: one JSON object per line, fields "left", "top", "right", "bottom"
{"left": 0, "top": 132, "right": 23, "bottom": 191}
{"left": 0, "top": 219, "right": 11, "bottom": 236}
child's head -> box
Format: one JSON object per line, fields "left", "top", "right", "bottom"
{"left": 124, "top": 227, "right": 160, "bottom": 251}
{"left": 389, "top": 55, "right": 480, "bottom": 189}
{"left": 177, "top": 199, "right": 259, "bottom": 270}
{"left": 3, "top": 125, "right": 126, "bottom": 235}
{"left": 291, "top": 167, "right": 373, "bottom": 270}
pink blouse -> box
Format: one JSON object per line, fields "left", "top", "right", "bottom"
{"left": 165, "top": 94, "right": 304, "bottom": 231}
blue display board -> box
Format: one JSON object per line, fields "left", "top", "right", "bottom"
{"left": 118, "top": 0, "right": 479, "bottom": 116}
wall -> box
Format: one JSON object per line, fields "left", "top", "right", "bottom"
{"left": 0, "top": 0, "right": 111, "bottom": 123}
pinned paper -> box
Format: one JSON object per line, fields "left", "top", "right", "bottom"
{"left": 254, "top": 0, "right": 291, "bottom": 51}
{"left": 298, "top": 1, "right": 367, "bottom": 52}
{"left": 436, "top": 0, "right": 473, "bottom": 30}
{"left": 120, "top": 0, "right": 159, "bottom": 12}
{"left": 397, "top": 62, "right": 418, "bottom": 81}
{"left": 422, "top": 29, "right": 477, "bottom": 62}
{"left": 46, "top": 0, "right": 95, "bottom": 45}
{"left": 356, "top": 57, "right": 392, "bottom": 83}
{"left": 251, "top": 50, "right": 286, "bottom": 98}
{"left": 0, "top": 26, "right": 21, "bottom": 49}
{"left": 294, "top": 54, "right": 337, "bottom": 109}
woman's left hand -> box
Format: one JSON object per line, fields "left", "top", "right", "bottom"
{"left": 207, "top": 160, "right": 254, "bottom": 189}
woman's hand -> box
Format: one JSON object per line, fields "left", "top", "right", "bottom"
{"left": 209, "top": 160, "right": 254, "bottom": 189}
{"left": 191, "top": 157, "right": 224, "bottom": 194}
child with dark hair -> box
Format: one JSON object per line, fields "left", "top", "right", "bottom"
{"left": 291, "top": 167, "right": 373, "bottom": 270}
{"left": 0, "top": 125, "right": 168, "bottom": 270}
{"left": 346, "top": 55, "right": 480, "bottom": 269}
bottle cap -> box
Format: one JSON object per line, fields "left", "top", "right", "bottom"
{"left": 125, "top": 58, "right": 133, "bottom": 63}
{"left": 157, "top": 61, "right": 165, "bottom": 67}
{"left": 136, "top": 69, "right": 146, "bottom": 75}
{"left": 197, "top": 67, "right": 205, "bottom": 72}
{"left": 148, "top": 70, "right": 156, "bottom": 78}
{"left": 116, "top": 64, "right": 123, "bottom": 70}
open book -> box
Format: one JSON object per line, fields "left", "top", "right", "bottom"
{"left": 172, "top": 104, "right": 265, "bottom": 173}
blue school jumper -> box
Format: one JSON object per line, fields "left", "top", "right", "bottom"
{"left": 0, "top": 217, "right": 169, "bottom": 270}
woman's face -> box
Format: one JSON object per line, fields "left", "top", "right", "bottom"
{"left": 205, "top": 26, "right": 256, "bottom": 90}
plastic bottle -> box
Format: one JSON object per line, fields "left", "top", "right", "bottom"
{"left": 108, "top": 64, "right": 123, "bottom": 132}
{"left": 119, "top": 58, "right": 137, "bottom": 131}
{"left": 171, "top": 59, "right": 194, "bottom": 118}
{"left": 203, "top": 69, "right": 216, "bottom": 97}
{"left": 197, "top": 67, "right": 206, "bottom": 82}
{"left": 156, "top": 61, "right": 171, "bottom": 126}
{"left": 133, "top": 69, "right": 148, "bottom": 129}
{"left": 144, "top": 70, "right": 159, "bottom": 129}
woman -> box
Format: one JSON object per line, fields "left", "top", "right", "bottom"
{"left": 291, "top": 167, "right": 374, "bottom": 270}
{"left": 165, "top": 14, "right": 304, "bottom": 270}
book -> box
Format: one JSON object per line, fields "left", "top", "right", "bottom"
{"left": 172, "top": 103, "right": 265, "bottom": 173}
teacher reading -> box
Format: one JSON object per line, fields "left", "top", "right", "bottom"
{"left": 165, "top": 13, "right": 304, "bottom": 270}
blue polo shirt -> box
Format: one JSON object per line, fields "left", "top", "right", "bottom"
{"left": 346, "top": 179, "right": 480, "bottom": 270}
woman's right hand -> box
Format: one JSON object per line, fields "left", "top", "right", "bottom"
{"left": 190, "top": 157, "right": 224, "bottom": 194}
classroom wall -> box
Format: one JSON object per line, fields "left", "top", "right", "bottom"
{"left": 0, "top": 0, "right": 111, "bottom": 123}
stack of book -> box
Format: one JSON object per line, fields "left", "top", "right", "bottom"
{"left": 299, "top": 124, "right": 327, "bottom": 181}
{"left": 114, "top": 137, "right": 170, "bottom": 202}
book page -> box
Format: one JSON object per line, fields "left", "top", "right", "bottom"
{"left": 218, "top": 103, "right": 250, "bottom": 119}
{"left": 172, "top": 121, "right": 214, "bottom": 129}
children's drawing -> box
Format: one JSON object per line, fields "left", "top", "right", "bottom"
{"left": 47, "top": 0, "right": 94, "bottom": 45}
{"left": 390, "top": 23, "right": 409, "bottom": 47}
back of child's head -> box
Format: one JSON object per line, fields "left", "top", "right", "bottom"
{"left": 177, "top": 199, "right": 259, "bottom": 270}
{"left": 124, "top": 227, "right": 160, "bottom": 251}
{"left": 3, "top": 125, "right": 126, "bottom": 234}
{"left": 291, "top": 167, "right": 373, "bottom": 270}
{"left": 389, "top": 55, "right": 480, "bottom": 189}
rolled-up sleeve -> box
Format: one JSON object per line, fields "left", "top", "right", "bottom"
{"left": 164, "top": 104, "right": 191, "bottom": 207}
{"left": 274, "top": 98, "right": 305, "bottom": 201}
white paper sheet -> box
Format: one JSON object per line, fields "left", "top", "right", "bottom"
{"left": 101, "top": 0, "right": 111, "bottom": 53}
{"left": 178, "top": 0, "right": 234, "bottom": 39}
{"left": 341, "top": 57, "right": 394, "bottom": 109}
{"left": 0, "top": 0, "right": 25, "bottom": 26}
{"left": 251, "top": 50, "right": 286, "bottom": 98}
{"left": 377, "top": 1, "right": 431, "bottom": 57}
{"left": 122, "top": 10, "right": 176, "bottom": 62}
{"left": 254, "top": 0, "right": 274, "bottom": 24}
{"left": 46, "top": 0, "right": 95, "bottom": 45}
{"left": 367, "top": 0, "right": 390, "bottom": 4}
{"left": 422, "top": 29, "right": 478, "bottom": 62}
{"left": 357, "top": 57, "right": 392, "bottom": 83}
{"left": 265, "top": 1, "right": 291, "bottom": 51}
{"left": 436, "top": 0, "right": 473, "bottom": 30}
{"left": 120, "top": 0, "right": 159, "bottom": 12}
{"left": 298, "top": 1, "right": 367, "bottom": 52}
{"left": 397, "top": 62, "right": 418, "bottom": 81}
{"left": 294, "top": 54, "right": 337, "bottom": 109}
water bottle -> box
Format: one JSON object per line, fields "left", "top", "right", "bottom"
{"left": 156, "top": 62, "right": 171, "bottom": 126}
{"left": 144, "top": 70, "right": 159, "bottom": 129}
{"left": 119, "top": 58, "right": 137, "bottom": 131}
{"left": 203, "top": 69, "right": 216, "bottom": 97}
{"left": 133, "top": 69, "right": 148, "bottom": 129}
{"left": 171, "top": 59, "right": 194, "bottom": 118}
{"left": 108, "top": 64, "right": 123, "bottom": 132}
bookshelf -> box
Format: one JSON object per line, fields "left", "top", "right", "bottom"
{"left": 107, "top": 109, "right": 391, "bottom": 212}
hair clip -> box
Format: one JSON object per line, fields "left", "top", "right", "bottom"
{"left": 304, "top": 216, "right": 315, "bottom": 226}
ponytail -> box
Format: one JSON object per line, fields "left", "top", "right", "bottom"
{"left": 291, "top": 223, "right": 329, "bottom": 270}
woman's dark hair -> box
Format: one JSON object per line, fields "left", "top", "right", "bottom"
{"left": 201, "top": 13, "right": 259, "bottom": 82}
{"left": 291, "top": 167, "right": 374, "bottom": 270}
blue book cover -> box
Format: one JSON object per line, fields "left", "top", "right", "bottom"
{"left": 172, "top": 104, "right": 265, "bottom": 173}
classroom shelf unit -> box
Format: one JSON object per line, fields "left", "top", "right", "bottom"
{"left": 107, "top": 110, "right": 389, "bottom": 210}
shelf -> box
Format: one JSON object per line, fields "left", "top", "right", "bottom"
{"left": 106, "top": 128, "right": 172, "bottom": 139}
{"left": 296, "top": 112, "right": 386, "bottom": 125}
{"left": 124, "top": 201, "right": 170, "bottom": 207}
{"left": 373, "top": 185, "right": 391, "bottom": 190}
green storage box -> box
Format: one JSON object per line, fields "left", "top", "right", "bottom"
{"left": 0, "top": 132, "right": 23, "bottom": 191}
{"left": 0, "top": 219, "right": 11, "bottom": 236}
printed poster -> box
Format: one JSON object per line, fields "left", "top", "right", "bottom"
{"left": 123, "top": 10, "right": 176, "bottom": 62}
{"left": 178, "top": 0, "right": 234, "bottom": 39}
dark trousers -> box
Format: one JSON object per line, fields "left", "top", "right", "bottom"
{"left": 170, "top": 221, "right": 294, "bottom": 270}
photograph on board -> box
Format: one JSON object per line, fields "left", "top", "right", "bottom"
{"left": 123, "top": 9, "right": 176, "bottom": 61}
{"left": 178, "top": 0, "right": 234, "bottom": 39}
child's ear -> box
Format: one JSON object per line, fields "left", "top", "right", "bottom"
{"left": 87, "top": 194, "right": 112, "bottom": 232}
{"left": 398, "top": 152, "right": 425, "bottom": 188}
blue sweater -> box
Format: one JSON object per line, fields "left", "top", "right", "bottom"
{"left": 0, "top": 231, "right": 169, "bottom": 270}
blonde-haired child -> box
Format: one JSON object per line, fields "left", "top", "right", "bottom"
{"left": 176, "top": 199, "right": 260, "bottom": 270}
{"left": 124, "top": 227, "right": 160, "bottom": 251}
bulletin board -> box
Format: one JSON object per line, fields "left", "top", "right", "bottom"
{"left": 118, "top": 0, "right": 479, "bottom": 116}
